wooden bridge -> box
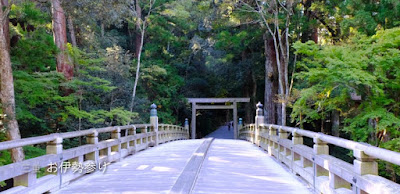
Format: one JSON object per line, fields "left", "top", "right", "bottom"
{"left": 1, "top": 103, "right": 400, "bottom": 193}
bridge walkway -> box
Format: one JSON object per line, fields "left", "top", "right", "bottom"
{"left": 55, "top": 127, "right": 311, "bottom": 194}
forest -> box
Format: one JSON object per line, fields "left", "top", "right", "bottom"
{"left": 0, "top": 0, "right": 399, "bottom": 184}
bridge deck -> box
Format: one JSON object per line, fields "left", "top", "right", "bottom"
{"left": 55, "top": 134, "right": 311, "bottom": 193}
{"left": 192, "top": 139, "right": 310, "bottom": 194}
{"left": 55, "top": 140, "right": 204, "bottom": 194}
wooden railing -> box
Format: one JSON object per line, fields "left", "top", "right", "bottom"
{"left": 0, "top": 104, "right": 189, "bottom": 194}
{"left": 239, "top": 103, "right": 400, "bottom": 194}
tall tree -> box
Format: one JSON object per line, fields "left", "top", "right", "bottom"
{"left": 67, "top": 15, "right": 77, "bottom": 47}
{"left": 263, "top": 33, "right": 278, "bottom": 124}
{"left": 134, "top": 0, "right": 142, "bottom": 58}
{"left": 51, "top": 0, "right": 73, "bottom": 80}
{"left": 241, "top": 0, "right": 294, "bottom": 125}
{"left": 0, "top": 0, "right": 25, "bottom": 162}
{"left": 1, "top": 0, "right": 9, "bottom": 49}
{"left": 129, "top": 0, "right": 155, "bottom": 112}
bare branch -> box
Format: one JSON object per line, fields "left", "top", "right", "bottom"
{"left": 277, "top": 0, "right": 289, "bottom": 13}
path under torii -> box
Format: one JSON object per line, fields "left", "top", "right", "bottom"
{"left": 188, "top": 98, "right": 250, "bottom": 139}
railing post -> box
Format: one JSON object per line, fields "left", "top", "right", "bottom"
{"left": 327, "top": 142, "right": 353, "bottom": 191}
{"left": 16, "top": 134, "right": 67, "bottom": 187}
{"left": 313, "top": 137, "right": 329, "bottom": 156}
{"left": 353, "top": 149, "right": 378, "bottom": 193}
{"left": 291, "top": 129, "right": 303, "bottom": 160}
{"left": 278, "top": 127, "right": 289, "bottom": 161}
{"left": 150, "top": 103, "right": 159, "bottom": 146}
{"left": 268, "top": 125, "right": 276, "bottom": 156}
{"left": 255, "top": 102, "right": 264, "bottom": 146}
{"left": 133, "top": 126, "right": 138, "bottom": 151}
{"left": 86, "top": 131, "right": 99, "bottom": 164}
{"left": 290, "top": 129, "right": 303, "bottom": 173}
{"left": 111, "top": 127, "right": 121, "bottom": 160}
{"left": 41, "top": 137, "right": 63, "bottom": 186}
{"left": 353, "top": 149, "right": 378, "bottom": 175}
{"left": 128, "top": 125, "right": 136, "bottom": 154}
{"left": 278, "top": 127, "right": 288, "bottom": 139}
{"left": 313, "top": 137, "right": 329, "bottom": 191}
{"left": 313, "top": 137, "right": 329, "bottom": 173}
{"left": 46, "top": 137, "right": 63, "bottom": 155}
{"left": 292, "top": 130, "right": 303, "bottom": 145}
{"left": 185, "top": 118, "right": 189, "bottom": 139}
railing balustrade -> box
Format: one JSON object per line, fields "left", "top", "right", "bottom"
{"left": 239, "top": 102, "right": 400, "bottom": 194}
{"left": 0, "top": 104, "right": 189, "bottom": 194}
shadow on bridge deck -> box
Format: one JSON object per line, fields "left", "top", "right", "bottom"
{"left": 55, "top": 138, "right": 311, "bottom": 194}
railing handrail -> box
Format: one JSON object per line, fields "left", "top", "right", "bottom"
{"left": 0, "top": 134, "right": 59, "bottom": 151}
{"left": 0, "top": 123, "right": 183, "bottom": 152}
{"left": 258, "top": 123, "right": 400, "bottom": 166}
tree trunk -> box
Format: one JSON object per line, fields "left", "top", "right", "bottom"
{"left": 1, "top": 0, "right": 9, "bottom": 49}
{"left": 241, "top": 48, "right": 253, "bottom": 123}
{"left": 0, "top": 1, "right": 25, "bottom": 162}
{"left": 251, "top": 69, "right": 257, "bottom": 118}
{"left": 311, "top": 28, "right": 318, "bottom": 44}
{"left": 130, "top": 26, "right": 144, "bottom": 112}
{"left": 135, "top": 0, "right": 142, "bottom": 58}
{"left": 100, "top": 22, "right": 105, "bottom": 38}
{"left": 128, "top": 27, "right": 135, "bottom": 51}
{"left": 301, "top": 0, "right": 318, "bottom": 44}
{"left": 263, "top": 34, "right": 278, "bottom": 124}
{"left": 130, "top": 0, "right": 142, "bottom": 111}
{"left": 271, "top": 33, "right": 286, "bottom": 126}
{"left": 51, "top": 0, "right": 73, "bottom": 80}
{"left": 277, "top": 103, "right": 282, "bottom": 125}
{"left": 67, "top": 15, "right": 77, "bottom": 47}
{"left": 331, "top": 110, "right": 340, "bottom": 136}
{"left": 258, "top": 2, "right": 290, "bottom": 126}
{"left": 244, "top": 81, "right": 252, "bottom": 123}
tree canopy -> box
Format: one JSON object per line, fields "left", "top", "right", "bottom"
{"left": 0, "top": 0, "right": 399, "bottom": 183}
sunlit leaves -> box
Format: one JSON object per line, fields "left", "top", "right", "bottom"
{"left": 292, "top": 28, "right": 400, "bottom": 145}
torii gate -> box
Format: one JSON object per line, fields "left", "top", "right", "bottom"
{"left": 188, "top": 98, "right": 250, "bottom": 139}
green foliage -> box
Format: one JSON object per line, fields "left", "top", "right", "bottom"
{"left": 292, "top": 27, "right": 400, "bottom": 145}
{"left": 23, "top": 146, "right": 46, "bottom": 160}
{"left": 341, "top": 0, "right": 400, "bottom": 36}
{"left": 0, "top": 150, "right": 11, "bottom": 167}
{"left": 11, "top": 28, "right": 57, "bottom": 72}
{"left": 9, "top": 2, "right": 50, "bottom": 26}
{"left": 293, "top": 28, "right": 400, "bottom": 180}
{"left": 9, "top": 2, "right": 56, "bottom": 72}
{"left": 67, "top": 106, "right": 138, "bottom": 126}
{"left": 14, "top": 71, "right": 70, "bottom": 135}
{"left": 65, "top": 46, "right": 139, "bottom": 127}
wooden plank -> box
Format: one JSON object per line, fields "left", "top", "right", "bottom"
{"left": 191, "top": 139, "right": 311, "bottom": 194}
{"left": 54, "top": 140, "right": 206, "bottom": 194}
{"left": 170, "top": 138, "right": 214, "bottom": 194}
{"left": 51, "top": 138, "right": 312, "bottom": 194}
{"left": 187, "top": 98, "right": 250, "bottom": 103}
